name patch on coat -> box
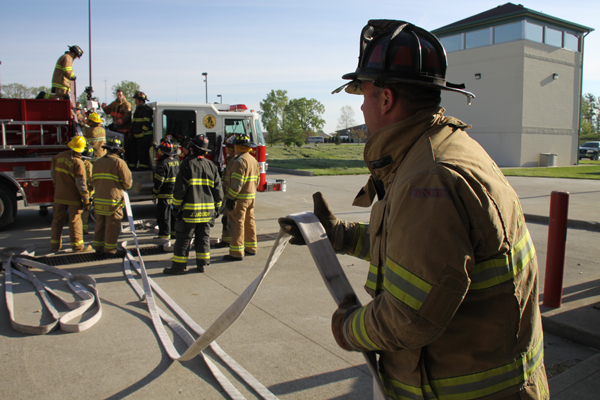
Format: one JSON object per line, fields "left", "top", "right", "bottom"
{"left": 412, "top": 188, "right": 449, "bottom": 199}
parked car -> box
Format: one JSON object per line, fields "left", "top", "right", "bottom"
{"left": 578, "top": 141, "right": 600, "bottom": 160}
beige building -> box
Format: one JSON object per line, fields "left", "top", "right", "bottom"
{"left": 432, "top": 3, "right": 593, "bottom": 167}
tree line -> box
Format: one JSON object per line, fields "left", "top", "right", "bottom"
{"left": 581, "top": 93, "right": 600, "bottom": 142}
{"left": 259, "top": 89, "right": 326, "bottom": 147}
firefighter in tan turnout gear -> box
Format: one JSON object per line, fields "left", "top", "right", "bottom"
{"left": 280, "top": 20, "right": 548, "bottom": 399}
{"left": 80, "top": 143, "right": 95, "bottom": 235}
{"left": 214, "top": 134, "right": 236, "bottom": 248}
{"left": 92, "top": 137, "right": 132, "bottom": 256}
{"left": 84, "top": 112, "right": 107, "bottom": 161}
{"left": 163, "top": 134, "right": 223, "bottom": 275}
{"left": 50, "top": 136, "right": 91, "bottom": 252}
{"left": 223, "top": 134, "right": 259, "bottom": 261}
{"left": 38, "top": 45, "right": 83, "bottom": 100}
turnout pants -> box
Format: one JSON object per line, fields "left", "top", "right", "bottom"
{"left": 172, "top": 220, "right": 211, "bottom": 269}
{"left": 220, "top": 209, "right": 231, "bottom": 244}
{"left": 50, "top": 203, "right": 84, "bottom": 251}
{"left": 227, "top": 199, "right": 257, "bottom": 258}
{"left": 136, "top": 135, "right": 154, "bottom": 170}
{"left": 156, "top": 198, "right": 175, "bottom": 240}
{"left": 45, "top": 87, "right": 69, "bottom": 100}
{"left": 92, "top": 208, "right": 123, "bottom": 254}
{"left": 124, "top": 133, "right": 137, "bottom": 169}
{"left": 81, "top": 209, "right": 90, "bottom": 233}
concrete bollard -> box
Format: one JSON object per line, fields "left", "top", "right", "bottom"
{"left": 543, "top": 191, "right": 570, "bottom": 308}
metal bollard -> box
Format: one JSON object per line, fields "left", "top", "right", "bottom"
{"left": 543, "top": 191, "right": 570, "bottom": 308}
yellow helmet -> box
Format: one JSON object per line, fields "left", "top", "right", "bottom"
{"left": 68, "top": 136, "right": 87, "bottom": 153}
{"left": 88, "top": 112, "right": 102, "bottom": 124}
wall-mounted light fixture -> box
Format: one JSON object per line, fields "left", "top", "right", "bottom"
{"left": 553, "top": 73, "right": 559, "bottom": 80}
{"left": 475, "top": 73, "right": 481, "bottom": 80}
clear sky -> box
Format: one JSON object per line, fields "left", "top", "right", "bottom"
{"left": 1, "top": 1, "right": 597, "bottom": 134}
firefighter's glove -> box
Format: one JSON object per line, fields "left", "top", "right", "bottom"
{"left": 70, "top": 75, "right": 77, "bottom": 81}
{"left": 81, "top": 197, "right": 91, "bottom": 211}
{"left": 278, "top": 191, "right": 344, "bottom": 247}
{"left": 214, "top": 207, "right": 220, "bottom": 219}
{"left": 331, "top": 293, "right": 360, "bottom": 351}
{"left": 225, "top": 198, "right": 236, "bottom": 211}
{"left": 278, "top": 217, "right": 305, "bottom": 245}
{"left": 313, "top": 191, "right": 349, "bottom": 252}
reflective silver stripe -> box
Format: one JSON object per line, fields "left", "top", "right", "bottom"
{"left": 470, "top": 230, "right": 535, "bottom": 290}
{"left": 384, "top": 257, "right": 432, "bottom": 311}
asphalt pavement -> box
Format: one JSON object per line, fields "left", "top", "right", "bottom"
{"left": 0, "top": 173, "right": 599, "bottom": 399}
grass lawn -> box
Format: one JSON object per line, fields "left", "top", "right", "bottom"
{"left": 501, "top": 160, "right": 600, "bottom": 180}
{"left": 266, "top": 144, "right": 600, "bottom": 179}
{"left": 266, "top": 144, "right": 369, "bottom": 175}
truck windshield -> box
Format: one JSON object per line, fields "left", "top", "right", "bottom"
{"left": 254, "top": 119, "right": 266, "bottom": 146}
{"left": 225, "top": 119, "right": 247, "bottom": 136}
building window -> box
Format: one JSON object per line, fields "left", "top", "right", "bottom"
{"left": 440, "top": 34, "right": 463, "bottom": 52}
{"left": 564, "top": 32, "right": 579, "bottom": 51}
{"left": 525, "top": 21, "right": 543, "bottom": 43}
{"left": 466, "top": 27, "right": 492, "bottom": 49}
{"left": 545, "top": 26, "right": 562, "bottom": 47}
{"left": 494, "top": 21, "right": 523, "bottom": 44}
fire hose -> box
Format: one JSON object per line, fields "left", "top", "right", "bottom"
{"left": 121, "top": 192, "right": 387, "bottom": 399}
{"left": 3, "top": 254, "right": 102, "bottom": 335}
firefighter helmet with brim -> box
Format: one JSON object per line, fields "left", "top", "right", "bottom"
{"left": 224, "top": 134, "right": 235, "bottom": 148}
{"left": 133, "top": 91, "right": 149, "bottom": 102}
{"left": 102, "top": 136, "right": 124, "bottom": 151}
{"left": 81, "top": 143, "right": 94, "bottom": 160}
{"left": 68, "top": 45, "right": 84, "bottom": 59}
{"left": 157, "top": 139, "right": 177, "bottom": 155}
{"left": 234, "top": 133, "right": 254, "bottom": 148}
{"left": 68, "top": 136, "right": 87, "bottom": 153}
{"left": 88, "top": 112, "right": 102, "bottom": 124}
{"left": 332, "top": 20, "right": 474, "bottom": 101}
{"left": 189, "top": 134, "right": 211, "bottom": 153}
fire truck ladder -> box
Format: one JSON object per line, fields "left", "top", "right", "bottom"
{"left": 0, "top": 119, "right": 70, "bottom": 149}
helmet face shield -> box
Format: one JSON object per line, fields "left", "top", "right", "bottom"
{"left": 333, "top": 20, "right": 474, "bottom": 100}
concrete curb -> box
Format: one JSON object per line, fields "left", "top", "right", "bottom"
{"left": 549, "top": 352, "right": 600, "bottom": 398}
{"left": 524, "top": 214, "right": 600, "bottom": 232}
{"left": 268, "top": 167, "right": 314, "bottom": 176}
{"left": 542, "top": 314, "right": 600, "bottom": 351}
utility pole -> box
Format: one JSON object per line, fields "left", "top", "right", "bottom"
{"left": 0, "top": 61, "right": 2, "bottom": 98}
{"left": 202, "top": 72, "right": 208, "bottom": 103}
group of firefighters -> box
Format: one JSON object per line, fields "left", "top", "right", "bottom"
{"left": 50, "top": 111, "right": 260, "bottom": 272}
{"left": 43, "top": 17, "right": 551, "bottom": 397}
{"left": 45, "top": 44, "right": 260, "bottom": 271}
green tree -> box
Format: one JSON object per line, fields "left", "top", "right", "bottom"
{"left": 284, "top": 97, "right": 325, "bottom": 140}
{"left": 581, "top": 93, "right": 600, "bottom": 142}
{"left": 0, "top": 83, "right": 50, "bottom": 98}
{"left": 351, "top": 127, "right": 367, "bottom": 144}
{"left": 111, "top": 80, "right": 140, "bottom": 105}
{"left": 259, "top": 90, "right": 289, "bottom": 146}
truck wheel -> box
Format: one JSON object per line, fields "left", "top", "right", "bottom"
{"left": 594, "top": 153, "right": 600, "bottom": 161}
{"left": 0, "top": 183, "right": 17, "bottom": 230}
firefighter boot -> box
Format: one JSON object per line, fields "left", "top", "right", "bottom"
{"left": 197, "top": 260, "right": 209, "bottom": 273}
{"left": 163, "top": 264, "right": 187, "bottom": 275}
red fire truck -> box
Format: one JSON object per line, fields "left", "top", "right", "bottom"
{"left": 0, "top": 98, "right": 285, "bottom": 230}
{"left": 0, "top": 98, "right": 73, "bottom": 229}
